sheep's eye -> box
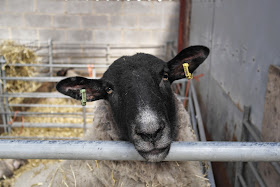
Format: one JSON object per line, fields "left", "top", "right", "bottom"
{"left": 163, "top": 72, "right": 169, "bottom": 81}
{"left": 105, "top": 87, "right": 113, "bottom": 94}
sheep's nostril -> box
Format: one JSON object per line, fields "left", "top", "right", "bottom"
{"left": 137, "top": 126, "right": 164, "bottom": 142}
{"left": 152, "top": 127, "right": 163, "bottom": 140}
{"left": 138, "top": 133, "right": 150, "bottom": 142}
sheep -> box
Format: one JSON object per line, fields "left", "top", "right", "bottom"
{"left": 14, "top": 46, "right": 210, "bottom": 187}
{"left": 0, "top": 159, "right": 26, "bottom": 179}
{"left": 56, "top": 68, "right": 79, "bottom": 77}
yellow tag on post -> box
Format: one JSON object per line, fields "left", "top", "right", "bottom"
{"left": 182, "top": 63, "right": 193, "bottom": 80}
{"left": 80, "top": 89, "right": 87, "bottom": 106}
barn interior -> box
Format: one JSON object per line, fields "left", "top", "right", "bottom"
{"left": 0, "top": 0, "right": 279, "bottom": 187}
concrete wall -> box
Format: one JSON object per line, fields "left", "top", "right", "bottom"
{"left": 189, "top": 0, "right": 280, "bottom": 185}
{"left": 0, "top": 0, "right": 179, "bottom": 45}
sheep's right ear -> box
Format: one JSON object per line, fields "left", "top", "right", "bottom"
{"left": 167, "top": 46, "right": 210, "bottom": 82}
{"left": 56, "top": 76, "right": 106, "bottom": 101}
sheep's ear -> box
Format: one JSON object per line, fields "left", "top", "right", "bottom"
{"left": 56, "top": 76, "right": 105, "bottom": 101}
{"left": 167, "top": 46, "right": 210, "bottom": 82}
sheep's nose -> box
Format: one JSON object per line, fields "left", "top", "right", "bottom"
{"left": 136, "top": 123, "right": 165, "bottom": 143}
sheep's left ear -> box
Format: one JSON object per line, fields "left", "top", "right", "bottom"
{"left": 56, "top": 76, "right": 106, "bottom": 102}
{"left": 167, "top": 46, "right": 210, "bottom": 82}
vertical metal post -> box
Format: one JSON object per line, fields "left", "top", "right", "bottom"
{"left": 48, "top": 39, "right": 53, "bottom": 77}
{"left": 0, "top": 57, "right": 11, "bottom": 133}
{"left": 0, "top": 56, "right": 8, "bottom": 133}
{"left": 106, "top": 44, "right": 110, "bottom": 65}
{"left": 164, "top": 42, "right": 169, "bottom": 61}
{"left": 234, "top": 106, "right": 250, "bottom": 187}
{"left": 82, "top": 106, "right": 86, "bottom": 133}
{"left": 190, "top": 81, "right": 206, "bottom": 141}
{"left": 190, "top": 81, "right": 216, "bottom": 187}
{"left": 188, "top": 87, "right": 199, "bottom": 138}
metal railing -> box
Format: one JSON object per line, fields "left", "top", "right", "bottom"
{"left": 234, "top": 106, "right": 280, "bottom": 187}
{"left": 173, "top": 79, "right": 216, "bottom": 187}
{"left": 0, "top": 40, "right": 220, "bottom": 186}
{"left": 0, "top": 40, "right": 172, "bottom": 135}
{"left": 0, "top": 140, "right": 279, "bottom": 161}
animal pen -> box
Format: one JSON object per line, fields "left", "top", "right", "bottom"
{"left": 0, "top": 40, "right": 279, "bottom": 187}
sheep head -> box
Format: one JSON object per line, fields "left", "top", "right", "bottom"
{"left": 56, "top": 46, "right": 209, "bottom": 162}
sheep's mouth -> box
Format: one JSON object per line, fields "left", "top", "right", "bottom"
{"left": 138, "top": 146, "right": 170, "bottom": 162}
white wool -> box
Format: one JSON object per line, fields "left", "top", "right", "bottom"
{"left": 14, "top": 96, "right": 209, "bottom": 187}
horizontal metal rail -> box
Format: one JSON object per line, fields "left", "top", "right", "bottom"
{"left": 1, "top": 76, "right": 101, "bottom": 82}
{"left": 51, "top": 43, "right": 165, "bottom": 49}
{"left": 0, "top": 122, "right": 84, "bottom": 128}
{"left": 0, "top": 141, "right": 279, "bottom": 161}
{"left": 0, "top": 111, "right": 94, "bottom": 116}
{"left": 0, "top": 136, "right": 79, "bottom": 140}
{"left": 9, "top": 103, "right": 95, "bottom": 108}
{"left": 1, "top": 92, "right": 68, "bottom": 98}
{"left": 0, "top": 63, "right": 109, "bottom": 68}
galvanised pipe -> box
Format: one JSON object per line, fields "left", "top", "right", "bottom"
{"left": 0, "top": 140, "right": 279, "bottom": 161}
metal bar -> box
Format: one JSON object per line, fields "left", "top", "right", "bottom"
{"left": 0, "top": 111, "right": 95, "bottom": 116}
{"left": 82, "top": 106, "right": 86, "bottom": 133}
{"left": 237, "top": 174, "right": 248, "bottom": 187}
{"left": 52, "top": 42, "right": 165, "bottom": 48}
{"left": 243, "top": 120, "right": 262, "bottom": 142}
{"left": 2, "top": 77, "right": 66, "bottom": 82}
{"left": 0, "top": 122, "right": 83, "bottom": 128}
{"left": 190, "top": 81, "right": 206, "bottom": 140}
{"left": 241, "top": 107, "right": 280, "bottom": 176}
{"left": 235, "top": 162, "right": 244, "bottom": 187}
{"left": 9, "top": 103, "right": 95, "bottom": 108}
{"left": 271, "top": 161, "right": 280, "bottom": 176}
{"left": 248, "top": 162, "right": 267, "bottom": 187}
{"left": 0, "top": 141, "right": 279, "bottom": 161}
{"left": 235, "top": 107, "right": 249, "bottom": 187}
{"left": 0, "top": 56, "right": 8, "bottom": 133}
{"left": 0, "top": 136, "right": 79, "bottom": 140}
{"left": 188, "top": 90, "right": 199, "bottom": 138}
{"left": 178, "top": 0, "right": 186, "bottom": 52}
{"left": 1, "top": 92, "right": 69, "bottom": 98}
{"left": 0, "top": 63, "right": 109, "bottom": 68}
{"left": 48, "top": 39, "right": 53, "bottom": 76}
{"left": 106, "top": 44, "right": 110, "bottom": 64}
{"left": 1, "top": 58, "right": 11, "bottom": 133}
{"left": 187, "top": 87, "right": 205, "bottom": 174}
{"left": 190, "top": 81, "right": 216, "bottom": 187}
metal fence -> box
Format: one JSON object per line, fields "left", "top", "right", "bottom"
{"left": 0, "top": 40, "right": 171, "bottom": 135}
{"left": 1, "top": 40, "right": 280, "bottom": 187}
{"left": 234, "top": 106, "right": 280, "bottom": 187}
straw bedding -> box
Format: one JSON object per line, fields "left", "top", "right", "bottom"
{"left": 0, "top": 41, "right": 88, "bottom": 186}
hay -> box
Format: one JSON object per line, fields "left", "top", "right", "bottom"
{"left": 0, "top": 97, "right": 90, "bottom": 186}
{"left": 21, "top": 98, "right": 92, "bottom": 127}
{"left": 0, "top": 41, "right": 93, "bottom": 186}
{"left": 0, "top": 40, "right": 42, "bottom": 104}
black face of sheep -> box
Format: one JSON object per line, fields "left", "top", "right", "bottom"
{"left": 56, "top": 46, "right": 209, "bottom": 162}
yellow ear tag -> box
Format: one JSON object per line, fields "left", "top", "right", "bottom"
{"left": 183, "top": 63, "right": 193, "bottom": 80}
{"left": 80, "top": 89, "right": 87, "bottom": 106}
